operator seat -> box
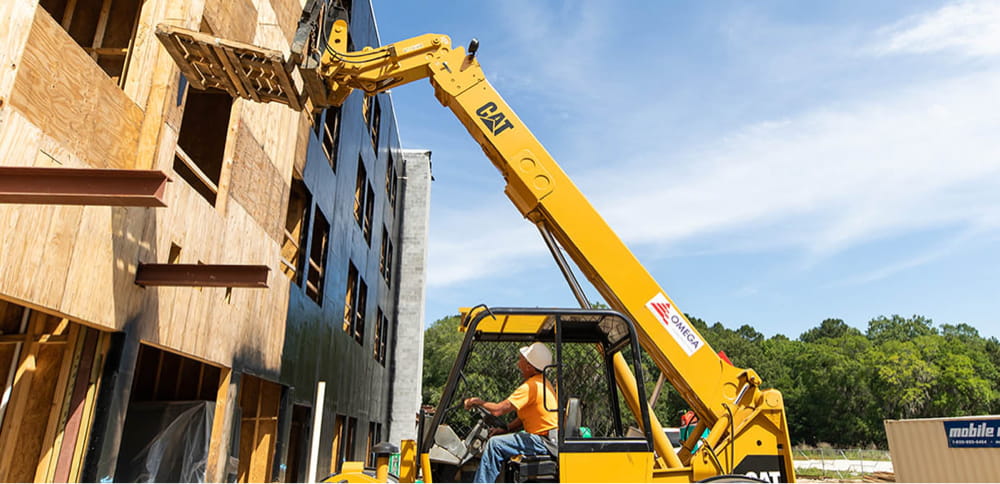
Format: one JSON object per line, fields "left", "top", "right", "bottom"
{"left": 502, "top": 397, "right": 581, "bottom": 482}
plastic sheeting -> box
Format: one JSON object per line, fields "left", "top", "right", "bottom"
{"left": 115, "top": 401, "right": 215, "bottom": 483}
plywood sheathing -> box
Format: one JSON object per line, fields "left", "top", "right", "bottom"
{"left": 0, "top": 1, "right": 36, "bottom": 103}
{"left": 1, "top": 0, "right": 306, "bottom": 369}
{"left": 204, "top": 0, "right": 258, "bottom": 44}
{"left": 8, "top": 7, "right": 143, "bottom": 171}
{"left": 267, "top": 0, "right": 302, "bottom": 45}
{"left": 292, "top": 110, "right": 312, "bottom": 176}
{"left": 0, "top": 104, "right": 136, "bottom": 327}
{"left": 132, "top": 0, "right": 204, "bottom": 172}
{"left": 0, "top": 110, "right": 44, "bottom": 169}
{"left": 144, "top": 177, "right": 288, "bottom": 368}
{"left": 59, "top": 206, "right": 119, "bottom": 324}
{"left": 229, "top": 123, "right": 290, "bottom": 244}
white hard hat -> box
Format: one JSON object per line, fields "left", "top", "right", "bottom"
{"left": 519, "top": 342, "right": 552, "bottom": 370}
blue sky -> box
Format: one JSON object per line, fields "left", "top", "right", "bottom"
{"left": 374, "top": 1, "right": 1000, "bottom": 340}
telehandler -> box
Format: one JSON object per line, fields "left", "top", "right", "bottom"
{"left": 155, "top": 2, "right": 796, "bottom": 481}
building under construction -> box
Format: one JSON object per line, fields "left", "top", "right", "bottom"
{"left": 0, "top": 0, "right": 429, "bottom": 481}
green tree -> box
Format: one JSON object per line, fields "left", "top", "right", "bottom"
{"left": 790, "top": 335, "right": 876, "bottom": 445}
{"left": 866, "top": 339, "right": 937, "bottom": 420}
{"left": 422, "top": 314, "right": 464, "bottom": 405}
{"left": 929, "top": 325, "right": 998, "bottom": 416}
{"left": 799, "top": 318, "right": 862, "bottom": 343}
{"left": 866, "top": 314, "right": 937, "bottom": 345}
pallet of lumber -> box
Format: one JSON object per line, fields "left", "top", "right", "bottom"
{"left": 862, "top": 471, "right": 895, "bottom": 482}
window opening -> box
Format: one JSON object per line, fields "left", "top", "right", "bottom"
{"left": 342, "top": 416, "right": 357, "bottom": 462}
{"left": 168, "top": 243, "right": 182, "bottom": 264}
{"left": 365, "top": 422, "right": 379, "bottom": 466}
{"left": 174, "top": 89, "right": 234, "bottom": 205}
{"left": 331, "top": 415, "right": 345, "bottom": 474}
{"left": 353, "top": 157, "right": 367, "bottom": 229}
{"left": 40, "top": 0, "right": 143, "bottom": 87}
{"left": 281, "top": 177, "right": 312, "bottom": 283}
{"left": 379, "top": 226, "right": 393, "bottom": 289}
{"left": 285, "top": 405, "right": 312, "bottom": 483}
{"left": 353, "top": 278, "right": 367, "bottom": 345}
{"left": 385, "top": 155, "right": 398, "bottom": 213}
{"left": 319, "top": 107, "right": 342, "bottom": 172}
{"left": 363, "top": 183, "right": 374, "bottom": 246}
{"left": 373, "top": 308, "right": 389, "bottom": 365}
{"left": 306, "top": 207, "right": 330, "bottom": 303}
{"left": 362, "top": 95, "right": 380, "bottom": 149}
{"left": 343, "top": 262, "right": 358, "bottom": 334}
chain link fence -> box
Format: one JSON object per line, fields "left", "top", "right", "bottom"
{"left": 438, "top": 341, "right": 524, "bottom": 437}
{"left": 793, "top": 448, "right": 893, "bottom": 479}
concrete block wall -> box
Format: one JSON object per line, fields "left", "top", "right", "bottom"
{"left": 389, "top": 149, "right": 432, "bottom": 444}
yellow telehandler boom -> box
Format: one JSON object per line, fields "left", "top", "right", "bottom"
{"left": 156, "top": 5, "right": 795, "bottom": 481}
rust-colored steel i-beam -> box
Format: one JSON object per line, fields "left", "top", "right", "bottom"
{"left": 135, "top": 264, "right": 270, "bottom": 288}
{"left": 0, "top": 167, "right": 171, "bottom": 207}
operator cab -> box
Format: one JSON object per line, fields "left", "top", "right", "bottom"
{"left": 418, "top": 307, "right": 655, "bottom": 482}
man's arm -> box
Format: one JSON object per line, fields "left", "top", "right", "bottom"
{"left": 486, "top": 417, "right": 522, "bottom": 437}
{"left": 463, "top": 397, "right": 516, "bottom": 417}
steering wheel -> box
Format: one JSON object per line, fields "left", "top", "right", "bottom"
{"left": 472, "top": 404, "right": 507, "bottom": 429}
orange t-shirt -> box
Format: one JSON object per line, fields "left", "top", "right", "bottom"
{"left": 506, "top": 374, "right": 558, "bottom": 435}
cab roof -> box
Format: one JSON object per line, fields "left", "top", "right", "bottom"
{"left": 458, "top": 307, "right": 634, "bottom": 351}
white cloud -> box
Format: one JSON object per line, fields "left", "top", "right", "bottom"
{"left": 876, "top": 0, "right": 1000, "bottom": 57}
{"left": 427, "top": 68, "right": 1000, "bottom": 288}
{"left": 590, "top": 71, "right": 1000, "bottom": 258}
{"left": 423, "top": 2, "right": 1000, "bottom": 291}
{"left": 426, "top": 205, "right": 541, "bottom": 287}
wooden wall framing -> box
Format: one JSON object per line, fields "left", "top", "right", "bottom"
{"left": 130, "top": 343, "right": 222, "bottom": 402}
{"left": 0, "top": 300, "right": 110, "bottom": 483}
{"left": 238, "top": 374, "right": 282, "bottom": 483}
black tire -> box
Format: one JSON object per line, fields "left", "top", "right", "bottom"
{"left": 699, "top": 474, "right": 769, "bottom": 483}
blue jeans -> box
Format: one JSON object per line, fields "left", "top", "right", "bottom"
{"left": 473, "top": 432, "right": 551, "bottom": 483}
